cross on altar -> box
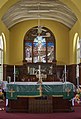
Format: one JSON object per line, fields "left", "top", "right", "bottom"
{"left": 37, "top": 85, "right": 43, "bottom": 96}
{"left": 9, "top": 88, "right": 15, "bottom": 97}
{"left": 65, "top": 88, "right": 71, "bottom": 96}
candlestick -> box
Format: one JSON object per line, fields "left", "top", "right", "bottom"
{"left": 39, "top": 65, "right": 41, "bottom": 81}
{"left": 33, "top": 68, "right": 35, "bottom": 74}
{"left": 64, "top": 65, "right": 67, "bottom": 83}
{"left": 14, "top": 65, "right": 15, "bottom": 83}
{"left": 28, "top": 66, "right": 29, "bottom": 74}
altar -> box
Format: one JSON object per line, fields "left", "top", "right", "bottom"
{"left": 6, "top": 81, "right": 75, "bottom": 112}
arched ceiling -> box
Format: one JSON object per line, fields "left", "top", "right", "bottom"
{"left": 1, "top": 0, "right": 77, "bottom": 29}
{"left": 0, "top": 0, "right": 8, "bottom": 8}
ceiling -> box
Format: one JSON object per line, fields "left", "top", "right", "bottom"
{"left": 2, "top": 0, "right": 77, "bottom": 29}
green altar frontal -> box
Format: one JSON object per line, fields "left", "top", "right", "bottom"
{"left": 6, "top": 82, "right": 75, "bottom": 100}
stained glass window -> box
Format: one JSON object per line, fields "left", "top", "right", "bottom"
{"left": 47, "top": 42, "right": 54, "bottom": 62}
{"left": 33, "top": 35, "right": 46, "bottom": 63}
{"left": 24, "top": 26, "right": 55, "bottom": 64}
{"left": 0, "top": 35, "right": 3, "bottom": 81}
{"left": 25, "top": 42, "right": 32, "bottom": 62}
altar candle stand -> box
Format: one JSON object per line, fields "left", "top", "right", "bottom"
{"left": 39, "top": 65, "right": 41, "bottom": 81}
{"left": 14, "top": 65, "right": 16, "bottom": 83}
{"left": 33, "top": 68, "right": 35, "bottom": 75}
{"left": 64, "top": 65, "right": 67, "bottom": 83}
{"left": 28, "top": 66, "right": 30, "bottom": 74}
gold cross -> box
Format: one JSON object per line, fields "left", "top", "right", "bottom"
{"left": 65, "top": 88, "right": 71, "bottom": 96}
{"left": 37, "top": 85, "right": 43, "bottom": 96}
{"left": 9, "top": 88, "right": 15, "bottom": 97}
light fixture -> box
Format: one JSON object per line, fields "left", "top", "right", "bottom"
{"left": 37, "top": 2, "right": 42, "bottom": 34}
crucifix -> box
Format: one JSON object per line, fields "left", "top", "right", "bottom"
{"left": 9, "top": 88, "right": 15, "bottom": 97}
{"left": 37, "top": 65, "right": 42, "bottom": 84}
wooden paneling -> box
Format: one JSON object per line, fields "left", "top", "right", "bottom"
{"left": 3, "top": 64, "right": 76, "bottom": 84}
{"left": 3, "top": 64, "right": 14, "bottom": 81}
{"left": 79, "top": 63, "right": 81, "bottom": 85}
{"left": 52, "top": 97, "right": 73, "bottom": 112}
{"left": 56, "top": 64, "right": 76, "bottom": 85}
{"left": 56, "top": 65, "right": 64, "bottom": 80}
{"left": 6, "top": 96, "right": 73, "bottom": 112}
{"left": 7, "top": 97, "right": 29, "bottom": 112}
{"left": 67, "top": 64, "right": 76, "bottom": 85}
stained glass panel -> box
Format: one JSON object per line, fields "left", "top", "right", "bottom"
{"left": 33, "top": 35, "right": 46, "bottom": 63}
{"left": 47, "top": 42, "right": 54, "bottom": 62}
{"left": 25, "top": 42, "right": 32, "bottom": 62}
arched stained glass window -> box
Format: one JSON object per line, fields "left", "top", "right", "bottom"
{"left": 76, "top": 34, "right": 80, "bottom": 86}
{"left": 23, "top": 26, "right": 56, "bottom": 81}
{"left": 0, "top": 36, "right": 3, "bottom": 50}
{"left": 24, "top": 26, "right": 56, "bottom": 63}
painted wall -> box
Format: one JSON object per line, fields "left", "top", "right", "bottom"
{"left": 0, "top": 20, "right": 9, "bottom": 64}
{"left": 69, "top": 20, "right": 81, "bottom": 64}
{"left": 0, "top": 0, "right": 81, "bottom": 65}
{"left": 9, "top": 19, "right": 69, "bottom": 65}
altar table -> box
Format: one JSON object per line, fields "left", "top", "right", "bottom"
{"left": 6, "top": 82, "right": 75, "bottom": 112}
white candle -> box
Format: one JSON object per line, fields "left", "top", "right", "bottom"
{"left": 14, "top": 65, "right": 16, "bottom": 83}
{"left": 65, "top": 65, "right": 66, "bottom": 73}
{"left": 39, "top": 65, "right": 41, "bottom": 81}
{"left": 33, "top": 68, "right": 35, "bottom": 74}
{"left": 28, "top": 66, "right": 29, "bottom": 74}
{"left": 65, "top": 65, "right": 66, "bottom": 82}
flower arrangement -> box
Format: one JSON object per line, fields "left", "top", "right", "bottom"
{"left": 0, "top": 81, "right": 3, "bottom": 96}
{"left": 74, "top": 87, "right": 81, "bottom": 104}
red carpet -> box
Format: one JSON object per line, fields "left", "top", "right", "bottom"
{"left": 0, "top": 101, "right": 81, "bottom": 119}
{"left": 0, "top": 107, "right": 80, "bottom": 119}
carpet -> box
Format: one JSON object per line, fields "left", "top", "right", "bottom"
{"left": 0, "top": 101, "right": 81, "bottom": 119}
